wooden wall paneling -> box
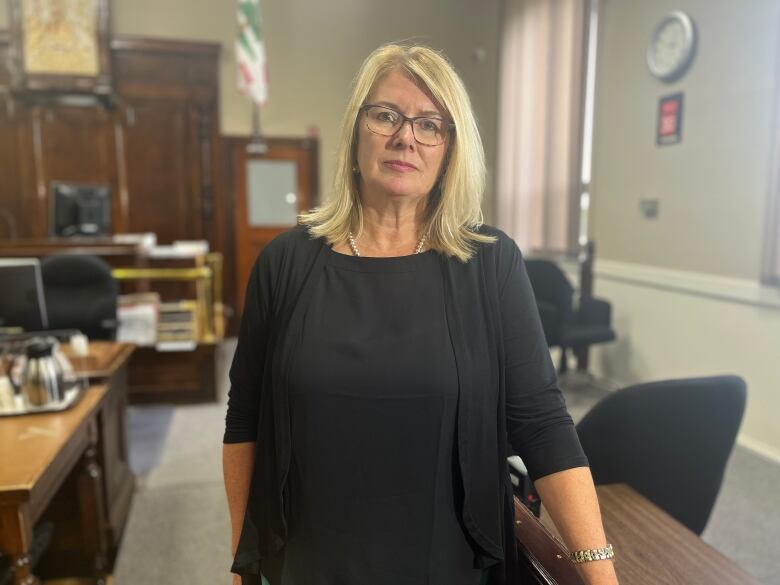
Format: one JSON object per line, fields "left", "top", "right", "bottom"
{"left": 0, "top": 92, "right": 22, "bottom": 238}
{"left": 194, "top": 103, "right": 220, "bottom": 247}
{"left": 112, "top": 37, "right": 224, "bottom": 251}
{"left": 221, "top": 137, "right": 240, "bottom": 334}
{"left": 36, "top": 101, "right": 119, "bottom": 236}
{"left": 111, "top": 36, "right": 219, "bottom": 103}
{"left": 120, "top": 98, "right": 195, "bottom": 244}
{"left": 0, "top": 31, "right": 10, "bottom": 86}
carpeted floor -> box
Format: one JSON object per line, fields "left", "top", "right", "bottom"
{"left": 113, "top": 341, "right": 780, "bottom": 585}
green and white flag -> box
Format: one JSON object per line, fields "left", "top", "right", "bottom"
{"left": 236, "top": 0, "right": 268, "bottom": 105}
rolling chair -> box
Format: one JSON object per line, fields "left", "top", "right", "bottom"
{"left": 524, "top": 259, "right": 615, "bottom": 374}
{"left": 40, "top": 254, "right": 119, "bottom": 340}
{"left": 575, "top": 375, "right": 747, "bottom": 535}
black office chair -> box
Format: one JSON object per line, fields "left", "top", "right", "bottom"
{"left": 525, "top": 259, "right": 615, "bottom": 373}
{"left": 40, "top": 254, "right": 119, "bottom": 340}
{"left": 576, "top": 375, "right": 747, "bottom": 535}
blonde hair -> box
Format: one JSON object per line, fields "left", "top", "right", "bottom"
{"left": 298, "top": 42, "right": 495, "bottom": 261}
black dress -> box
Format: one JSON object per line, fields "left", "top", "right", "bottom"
{"left": 266, "top": 247, "right": 484, "bottom": 585}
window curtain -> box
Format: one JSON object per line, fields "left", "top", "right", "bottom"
{"left": 496, "top": 0, "right": 589, "bottom": 253}
{"left": 762, "top": 46, "right": 780, "bottom": 286}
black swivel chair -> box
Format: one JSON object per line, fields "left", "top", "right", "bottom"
{"left": 40, "top": 254, "right": 119, "bottom": 340}
{"left": 524, "top": 259, "right": 615, "bottom": 373}
{"left": 576, "top": 375, "right": 747, "bottom": 535}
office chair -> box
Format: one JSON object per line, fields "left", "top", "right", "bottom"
{"left": 524, "top": 259, "right": 615, "bottom": 373}
{"left": 40, "top": 254, "right": 119, "bottom": 340}
{"left": 576, "top": 375, "right": 747, "bottom": 535}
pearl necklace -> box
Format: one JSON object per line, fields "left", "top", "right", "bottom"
{"left": 347, "top": 231, "right": 427, "bottom": 257}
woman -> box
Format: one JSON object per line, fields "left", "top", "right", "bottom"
{"left": 224, "top": 43, "right": 619, "bottom": 585}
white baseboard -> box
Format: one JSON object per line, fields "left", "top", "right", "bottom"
{"left": 737, "top": 435, "right": 780, "bottom": 465}
{"left": 594, "top": 259, "right": 780, "bottom": 310}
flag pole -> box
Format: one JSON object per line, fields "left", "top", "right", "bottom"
{"left": 249, "top": 102, "right": 268, "bottom": 154}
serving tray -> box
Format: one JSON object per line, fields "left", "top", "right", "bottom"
{"left": 0, "top": 382, "right": 85, "bottom": 417}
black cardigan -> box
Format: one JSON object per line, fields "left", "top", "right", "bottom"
{"left": 224, "top": 225, "right": 588, "bottom": 585}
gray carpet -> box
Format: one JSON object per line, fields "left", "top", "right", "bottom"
{"left": 114, "top": 341, "right": 780, "bottom": 585}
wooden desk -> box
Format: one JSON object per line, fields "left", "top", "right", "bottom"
{"left": 59, "top": 342, "right": 136, "bottom": 553}
{"left": 61, "top": 342, "right": 135, "bottom": 381}
{"left": 540, "top": 483, "right": 763, "bottom": 585}
{"left": 0, "top": 385, "right": 110, "bottom": 585}
{"left": 0, "top": 342, "right": 135, "bottom": 584}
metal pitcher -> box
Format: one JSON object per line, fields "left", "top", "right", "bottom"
{"left": 22, "top": 339, "right": 65, "bottom": 407}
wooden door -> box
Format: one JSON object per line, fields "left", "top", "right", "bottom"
{"left": 231, "top": 138, "right": 318, "bottom": 313}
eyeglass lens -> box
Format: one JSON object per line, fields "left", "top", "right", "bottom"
{"left": 364, "top": 106, "right": 447, "bottom": 146}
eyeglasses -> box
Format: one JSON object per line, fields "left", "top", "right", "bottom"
{"left": 360, "top": 104, "right": 454, "bottom": 146}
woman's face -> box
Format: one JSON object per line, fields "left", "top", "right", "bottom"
{"left": 355, "top": 70, "right": 449, "bottom": 203}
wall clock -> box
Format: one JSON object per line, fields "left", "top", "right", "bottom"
{"left": 647, "top": 10, "right": 697, "bottom": 82}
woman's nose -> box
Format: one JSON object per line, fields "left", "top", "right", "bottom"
{"left": 393, "top": 119, "right": 416, "bottom": 147}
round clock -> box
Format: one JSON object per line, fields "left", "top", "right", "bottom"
{"left": 646, "top": 11, "right": 697, "bottom": 82}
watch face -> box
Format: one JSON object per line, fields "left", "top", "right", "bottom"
{"left": 647, "top": 12, "right": 696, "bottom": 81}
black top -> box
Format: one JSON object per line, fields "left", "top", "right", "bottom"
{"left": 273, "top": 248, "right": 482, "bottom": 584}
{"left": 223, "top": 226, "right": 588, "bottom": 585}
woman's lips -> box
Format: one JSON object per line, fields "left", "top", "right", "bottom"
{"left": 384, "top": 160, "right": 417, "bottom": 172}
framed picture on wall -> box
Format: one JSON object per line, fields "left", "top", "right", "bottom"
{"left": 657, "top": 93, "right": 684, "bottom": 146}
{"left": 8, "top": 0, "right": 112, "bottom": 94}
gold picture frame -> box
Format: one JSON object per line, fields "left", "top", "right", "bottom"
{"left": 8, "top": 0, "right": 112, "bottom": 93}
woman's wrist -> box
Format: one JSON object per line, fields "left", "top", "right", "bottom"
{"left": 575, "top": 554, "right": 619, "bottom": 585}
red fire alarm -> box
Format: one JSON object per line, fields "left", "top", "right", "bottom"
{"left": 657, "top": 93, "right": 684, "bottom": 146}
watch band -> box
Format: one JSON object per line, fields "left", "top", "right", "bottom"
{"left": 570, "top": 543, "right": 614, "bottom": 564}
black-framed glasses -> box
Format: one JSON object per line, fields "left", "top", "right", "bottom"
{"left": 360, "top": 104, "right": 454, "bottom": 146}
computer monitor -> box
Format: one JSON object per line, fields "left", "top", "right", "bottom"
{"left": 0, "top": 259, "right": 49, "bottom": 332}
{"left": 50, "top": 182, "right": 111, "bottom": 237}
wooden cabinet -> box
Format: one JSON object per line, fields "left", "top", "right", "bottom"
{"left": 99, "top": 360, "right": 134, "bottom": 549}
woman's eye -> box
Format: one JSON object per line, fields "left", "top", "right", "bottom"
{"left": 420, "top": 120, "right": 439, "bottom": 132}
{"left": 377, "top": 111, "right": 397, "bottom": 123}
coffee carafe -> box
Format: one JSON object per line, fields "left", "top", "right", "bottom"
{"left": 22, "top": 340, "right": 65, "bottom": 407}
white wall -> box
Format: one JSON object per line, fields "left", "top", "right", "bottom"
{"left": 590, "top": 0, "right": 780, "bottom": 458}
{"left": 586, "top": 262, "right": 780, "bottom": 462}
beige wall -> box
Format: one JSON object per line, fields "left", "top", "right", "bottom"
{"left": 589, "top": 0, "right": 780, "bottom": 457}
{"left": 591, "top": 0, "right": 780, "bottom": 280}
{"left": 108, "top": 0, "right": 501, "bottom": 219}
